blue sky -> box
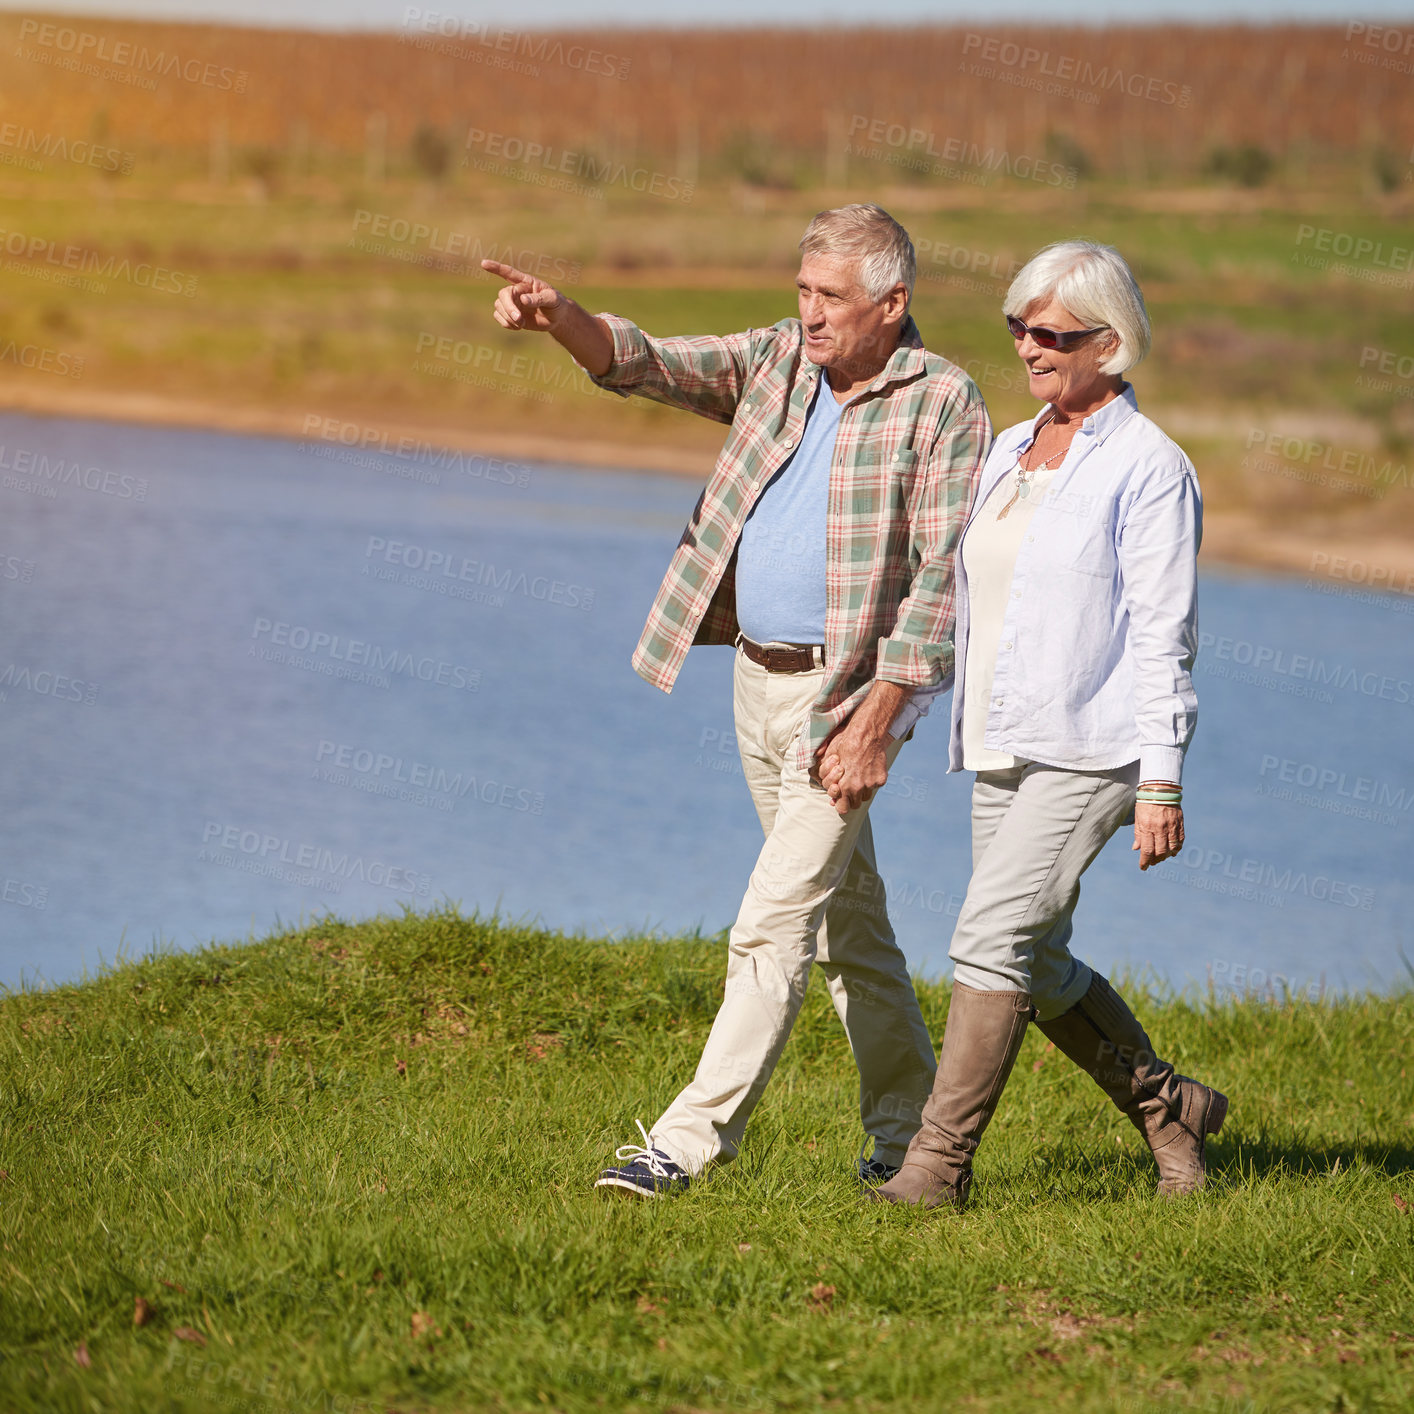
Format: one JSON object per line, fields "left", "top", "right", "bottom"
{"left": 0, "top": 0, "right": 1404, "bottom": 27}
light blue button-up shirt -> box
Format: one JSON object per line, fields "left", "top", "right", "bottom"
{"left": 947, "top": 385, "right": 1201, "bottom": 784}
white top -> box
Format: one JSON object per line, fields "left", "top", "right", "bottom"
{"left": 960, "top": 454, "right": 1060, "bottom": 770}
{"left": 948, "top": 386, "right": 1202, "bottom": 785}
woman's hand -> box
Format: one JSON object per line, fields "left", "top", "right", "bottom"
{"left": 1133, "top": 802, "right": 1183, "bottom": 870}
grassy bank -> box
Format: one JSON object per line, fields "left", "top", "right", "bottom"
{"left": 2, "top": 907, "right": 1412, "bottom": 1412}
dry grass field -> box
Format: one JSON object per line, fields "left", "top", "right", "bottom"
{"left": 0, "top": 15, "right": 1406, "bottom": 176}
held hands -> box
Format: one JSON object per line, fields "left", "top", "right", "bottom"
{"left": 817, "top": 729, "right": 889, "bottom": 818}
{"left": 814, "top": 681, "right": 909, "bottom": 818}
{"left": 483, "top": 258, "right": 566, "bottom": 333}
{"left": 1133, "top": 801, "right": 1184, "bottom": 870}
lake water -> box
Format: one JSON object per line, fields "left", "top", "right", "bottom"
{"left": 2, "top": 411, "right": 1411, "bottom": 1001}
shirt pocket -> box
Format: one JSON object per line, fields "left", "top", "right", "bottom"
{"left": 837, "top": 446, "right": 914, "bottom": 509}
{"left": 1036, "top": 490, "right": 1116, "bottom": 579}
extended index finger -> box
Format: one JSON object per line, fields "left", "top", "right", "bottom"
{"left": 480, "top": 258, "right": 533, "bottom": 285}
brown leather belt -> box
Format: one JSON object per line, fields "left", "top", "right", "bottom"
{"left": 738, "top": 636, "right": 825, "bottom": 673}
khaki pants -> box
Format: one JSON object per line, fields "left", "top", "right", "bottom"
{"left": 949, "top": 761, "right": 1140, "bottom": 1021}
{"left": 650, "top": 648, "right": 938, "bottom": 1174}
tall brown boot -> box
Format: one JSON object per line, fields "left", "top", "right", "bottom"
{"left": 1037, "top": 973, "right": 1227, "bottom": 1196}
{"left": 867, "top": 984, "right": 1033, "bottom": 1211}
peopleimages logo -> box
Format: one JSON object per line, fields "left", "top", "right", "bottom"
{"left": 1308, "top": 550, "right": 1414, "bottom": 602}
{"left": 1208, "top": 959, "right": 1325, "bottom": 1004}
{"left": 914, "top": 239, "right": 1022, "bottom": 285}
{"left": 0, "top": 877, "right": 47, "bottom": 909}
{"left": 16, "top": 18, "right": 249, "bottom": 92}
{"left": 0, "top": 343, "right": 82, "bottom": 380}
{"left": 1294, "top": 225, "right": 1413, "bottom": 271}
{"left": 1170, "top": 846, "right": 1374, "bottom": 910}
{"left": 0, "top": 444, "right": 145, "bottom": 497}
{"left": 959, "top": 32, "right": 1191, "bottom": 107}
{"left": 0, "top": 553, "right": 35, "bottom": 583}
{"left": 363, "top": 536, "right": 596, "bottom": 610}
{"left": 199, "top": 821, "right": 431, "bottom": 896}
{"left": 399, "top": 7, "right": 630, "bottom": 80}
{"left": 462, "top": 128, "right": 695, "bottom": 203}
{"left": 349, "top": 212, "right": 582, "bottom": 283}
{"left": 1242, "top": 428, "right": 1410, "bottom": 495}
{"left": 845, "top": 114, "right": 1077, "bottom": 188}
{"left": 0, "top": 122, "right": 133, "bottom": 175}
{"left": 1358, "top": 346, "right": 1414, "bottom": 381}
{"left": 0, "top": 225, "right": 197, "bottom": 296}
{"left": 1256, "top": 754, "right": 1412, "bottom": 828}
{"left": 0, "top": 663, "right": 99, "bottom": 705}
{"left": 1199, "top": 631, "right": 1413, "bottom": 706}
{"left": 249, "top": 618, "right": 481, "bottom": 691}
{"left": 314, "top": 740, "right": 546, "bottom": 815}
{"left": 1355, "top": 346, "right": 1414, "bottom": 402}
{"left": 1342, "top": 21, "right": 1414, "bottom": 74}
{"left": 411, "top": 332, "right": 618, "bottom": 403}
{"left": 300, "top": 415, "right": 532, "bottom": 488}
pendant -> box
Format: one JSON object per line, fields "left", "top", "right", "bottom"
{"left": 995, "top": 472, "right": 1031, "bottom": 520}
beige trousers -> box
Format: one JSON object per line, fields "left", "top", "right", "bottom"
{"left": 949, "top": 761, "right": 1140, "bottom": 1021}
{"left": 650, "top": 648, "right": 938, "bottom": 1174}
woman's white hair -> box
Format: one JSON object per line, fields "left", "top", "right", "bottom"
{"left": 799, "top": 204, "right": 915, "bottom": 306}
{"left": 1003, "top": 240, "right": 1151, "bottom": 375}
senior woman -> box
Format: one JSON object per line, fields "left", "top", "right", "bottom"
{"left": 835, "top": 239, "right": 1226, "bottom": 1209}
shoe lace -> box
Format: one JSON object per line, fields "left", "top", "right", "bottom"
{"left": 614, "top": 1120, "right": 678, "bottom": 1177}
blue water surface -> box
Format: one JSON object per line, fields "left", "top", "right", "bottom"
{"left": 2, "top": 411, "right": 1410, "bottom": 1000}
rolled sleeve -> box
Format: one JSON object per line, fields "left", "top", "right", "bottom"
{"left": 877, "top": 633, "right": 949, "bottom": 688}
{"left": 584, "top": 313, "right": 651, "bottom": 396}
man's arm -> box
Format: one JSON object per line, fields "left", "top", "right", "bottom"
{"left": 484, "top": 258, "right": 757, "bottom": 424}
{"left": 876, "top": 389, "right": 992, "bottom": 689}
{"left": 823, "top": 385, "right": 992, "bottom": 816}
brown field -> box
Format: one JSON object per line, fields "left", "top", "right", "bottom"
{"left": 0, "top": 15, "right": 1405, "bottom": 175}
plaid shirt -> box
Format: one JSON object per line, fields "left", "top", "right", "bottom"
{"left": 592, "top": 312, "right": 991, "bottom": 771}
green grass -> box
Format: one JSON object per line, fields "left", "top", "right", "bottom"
{"left": 2, "top": 906, "right": 1412, "bottom": 1412}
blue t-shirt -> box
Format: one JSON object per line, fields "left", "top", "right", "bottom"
{"left": 734, "top": 376, "right": 844, "bottom": 645}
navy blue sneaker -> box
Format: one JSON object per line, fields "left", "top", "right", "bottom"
{"left": 594, "top": 1121, "right": 691, "bottom": 1200}
{"left": 857, "top": 1148, "right": 901, "bottom": 1184}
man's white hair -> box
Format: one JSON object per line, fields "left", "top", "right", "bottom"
{"left": 799, "top": 204, "right": 915, "bottom": 305}
{"left": 1004, "top": 240, "right": 1152, "bottom": 375}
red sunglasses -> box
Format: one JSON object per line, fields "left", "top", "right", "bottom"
{"left": 1006, "top": 315, "right": 1109, "bottom": 351}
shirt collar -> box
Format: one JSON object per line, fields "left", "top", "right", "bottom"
{"left": 1026, "top": 382, "right": 1138, "bottom": 443}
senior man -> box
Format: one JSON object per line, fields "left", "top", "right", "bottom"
{"left": 483, "top": 204, "right": 990, "bottom": 1198}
